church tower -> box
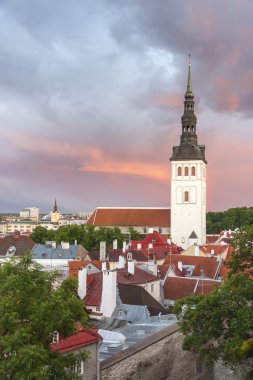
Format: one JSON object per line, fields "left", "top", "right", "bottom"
{"left": 170, "top": 57, "right": 206, "bottom": 249}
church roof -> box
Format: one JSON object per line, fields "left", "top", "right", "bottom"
{"left": 86, "top": 207, "right": 170, "bottom": 228}
{"left": 170, "top": 142, "right": 206, "bottom": 162}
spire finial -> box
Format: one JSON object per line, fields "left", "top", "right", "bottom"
{"left": 186, "top": 53, "right": 193, "bottom": 95}
{"left": 53, "top": 198, "right": 58, "bottom": 213}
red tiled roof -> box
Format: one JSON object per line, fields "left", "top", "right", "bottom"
{"left": 84, "top": 273, "right": 103, "bottom": 306}
{"left": 206, "top": 235, "right": 220, "bottom": 244}
{"left": 51, "top": 328, "right": 102, "bottom": 353}
{"left": 130, "top": 231, "right": 168, "bottom": 249}
{"left": 69, "top": 260, "right": 110, "bottom": 278}
{"left": 0, "top": 235, "right": 35, "bottom": 256}
{"left": 200, "top": 245, "right": 228, "bottom": 256}
{"left": 163, "top": 276, "right": 221, "bottom": 300}
{"left": 86, "top": 207, "right": 170, "bottom": 227}
{"left": 160, "top": 255, "right": 221, "bottom": 279}
{"left": 117, "top": 266, "right": 158, "bottom": 285}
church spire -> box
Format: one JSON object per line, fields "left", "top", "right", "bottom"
{"left": 53, "top": 198, "right": 58, "bottom": 213}
{"left": 185, "top": 53, "right": 193, "bottom": 96}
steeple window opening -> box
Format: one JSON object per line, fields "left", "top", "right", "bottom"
{"left": 187, "top": 126, "right": 190, "bottom": 132}
{"left": 184, "top": 166, "right": 189, "bottom": 176}
{"left": 191, "top": 166, "right": 196, "bottom": 176}
{"left": 184, "top": 190, "right": 189, "bottom": 202}
{"left": 177, "top": 166, "right": 182, "bottom": 177}
{"left": 191, "top": 126, "right": 195, "bottom": 132}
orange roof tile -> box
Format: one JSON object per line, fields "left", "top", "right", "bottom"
{"left": 86, "top": 207, "right": 170, "bottom": 227}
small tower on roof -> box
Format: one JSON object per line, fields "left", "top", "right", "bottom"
{"left": 170, "top": 56, "right": 207, "bottom": 249}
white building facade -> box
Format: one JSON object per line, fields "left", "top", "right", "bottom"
{"left": 170, "top": 60, "right": 206, "bottom": 249}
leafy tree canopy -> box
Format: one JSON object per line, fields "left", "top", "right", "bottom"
{"left": 207, "top": 207, "right": 253, "bottom": 234}
{"left": 0, "top": 253, "right": 89, "bottom": 379}
{"left": 31, "top": 225, "right": 141, "bottom": 251}
{"left": 175, "top": 226, "right": 253, "bottom": 378}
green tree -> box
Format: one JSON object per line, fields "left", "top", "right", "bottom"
{"left": 127, "top": 227, "right": 141, "bottom": 241}
{"left": 0, "top": 252, "right": 89, "bottom": 379}
{"left": 174, "top": 227, "right": 253, "bottom": 378}
{"left": 31, "top": 226, "right": 51, "bottom": 244}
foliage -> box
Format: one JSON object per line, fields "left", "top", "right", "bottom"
{"left": 175, "top": 227, "right": 253, "bottom": 376}
{"left": 0, "top": 253, "right": 89, "bottom": 379}
{"left": 31, "top": 225, "right": 141, "bottom": 251}
{"left": 206, "top": 207, "right": 253, "bottom": 234}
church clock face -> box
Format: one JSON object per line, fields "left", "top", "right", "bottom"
{"left": 170, "top": 58, "right": 206, "bottom": 249}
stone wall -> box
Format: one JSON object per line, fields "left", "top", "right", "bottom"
{"left": 101, "top": 323, "right": 213, "bottom": 380}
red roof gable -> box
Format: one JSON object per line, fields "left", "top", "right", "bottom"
{"left": 117, "top": 266, "right": 158, "bottom": 285}
{"left": 51, "top": 328, "right": 102, "bottom": 353}
{"left": 68, "top": 260, "right": 110, "bottom": 278}
{"left": 163, "top": 277, "right": 221, "bottom": 300}
{"left": 86, "top": 207, "right": 170, "bottom": 228}
{"left": 84, "top": 273, "right": 103, "bottom": 306}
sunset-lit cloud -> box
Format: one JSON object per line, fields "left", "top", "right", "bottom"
{"left": 0, "top": 0, "right": 252, "bottom": 212}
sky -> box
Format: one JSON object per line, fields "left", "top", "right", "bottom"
{"left": 0, "top": 0, "right": 252, "bottom": 213}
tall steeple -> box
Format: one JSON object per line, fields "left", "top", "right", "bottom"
{"left": 170, "top": 56, "right": 206, "bottom": 163}
{"left": 53, "top": 198, "right": 58, "bottom": 213}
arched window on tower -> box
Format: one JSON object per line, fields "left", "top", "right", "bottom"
{"left": 187, "top": 126, "right": 190, "bottom": 132}
{"left": 191, "top": 126, "right": 195, "bottom": 132}
{"left": 178, "top": 166, "right": 182, "bottom": 176}
{"left": 184, "top": 191, "right": 189, "bottom": 202}
{"left": 191, "top": 166, "right": 196, "bottom": 176}
{"left": 184, "top": 166, "right": 189, "bottom": 176}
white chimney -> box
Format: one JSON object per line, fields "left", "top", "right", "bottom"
{"left": 118, "top": 255, "right": 126, "bottom": 269}
{"left": 74, "top": 239, "right": 77, "bottom": 245}
{"left": 122, "top": 241, "right": 127, "bottom": 253}
{"left": 148, "top": 260, "right": 157, "bottom": 276}
{"left": 100, "top": 241, "right": 106, "bottom": 261}
{"left": 100, "top": 270, "right": 117, "bottom": 318}
{"left": 51, "top": 241, "right": 56, "bottom": 249}
{"left": 61, "top": 242, "right": 70, "bottom": 250}
{"left": 211, "top": 249, "right": 215, "bottom": 255}
{"left": 102, "top": 262, "right": 107, "bottom": 271}
{"left": 78, "top": 267, "right": 87, "bottom": 299}
{"left": 178, "top": 261, "right": 183, "bottom": 272}
{"left": 128, "top": 260, "right": 135, "bottom": 274}
{"left": 113, "top": 239, "right": 118, "bottom": 250}
{"left": 167, "top": 238, "right": 171, "bottom": 245}
{"left": 194, "top": 245, "right": 200, "bottom": 256}
{"left": 137, "top": 243, "right": 142, "bottom": 250}
{"left": 148, "top": 243, "right": 153, "bottom": 249}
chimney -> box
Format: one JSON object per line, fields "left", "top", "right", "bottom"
{"left": 113, "top": 239, "right": 117, "bottom": 250}
{"left": 100, "top": 270, "right": 117, "bottom": 318}
{"left": 78, "top": 267, "right": 87, "bottom": 299}
{"left": 118, "top": 255, "right": 126, "bottom": 269}
{"left": 194, "top": 245, "right": 200, "bottom": 256}
{"left": 178, "top": 261, "right": 183, "bottom": 272}
{"left": 137, "top": 243, "right": 142, "bottom": 250}
{"left": 61, "top": 242, "right": 70, "bottom": 250}
{"left": 211, "top": 249, "right": 215, "bottom": 255}
{"left": 122, "top": 241, "right": 127, "bottom": 253}
{"left": 51, "top": 241, "right": 56, "bottom": 249}
{"left": 100, "top": 241, "right": 106, "bottom": 261}
{"left": 148, "top": 260, "right": 157, "bottom": 276}
{"left": 167, "top": 238, "right": 171, "bottom": 245}
{"left": 128, "top": 260, "right": 135, "bottom": 274}
{"left": 74, "top": 239, "right": 77, "bottom": 245}
{"left": 148, "top": 243, "right": 153, "bottom": 249}
{"left": 102, "top": 262, "right": 107, "bottom": 271}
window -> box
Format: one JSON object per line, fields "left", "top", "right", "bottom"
{"left": 52, "top": 331, "right": 59, "bottom": 344}
{"left": 191, "top": 166, "right": 196, "bottom": 176}
{"left": 184, "top": 166, "right": 189, "bottom": 176}
{"left": 75, "top": 360, "right": 85, "bottom": 375}
{"left": 143, "top": 227, "right": 147, "bottom": 233}
{"left": 177, "top": 166, "right": 182, "bottom": 176}
{"left": 184, "top": 191, "right": 189, "bottom": 202}
{"left": 96, "top": 307, "right": 100, "bottom": 312}
{"left": 158, "top": 227, "right": 162, "bottom": 234}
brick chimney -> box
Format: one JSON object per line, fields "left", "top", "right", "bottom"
{"left": 128, "top": 260, "right": 135, "bottom": 274}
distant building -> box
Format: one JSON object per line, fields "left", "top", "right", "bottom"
{"left": 20, "top": 207, "right": 39, "bottom": 221}
{"left": 86, "top": 207, "right": 170, "bottom": 235}
{"left": 0, "top": 221, "right": 37, "bottom": 234}
{"left": 50, "top": 199, "right": 61, "bottom": 224}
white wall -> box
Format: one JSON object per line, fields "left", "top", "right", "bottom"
{"left": 171, "top": 160, "right": 206, "bottom": 249}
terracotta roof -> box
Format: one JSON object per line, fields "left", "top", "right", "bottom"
{"left": 0, "top": 235, "right": 35, "bottom": 257}
{"left": 117, "top": 266, "right": 158, "bottom": 285}
{"left": 163, "top": 277, "right": 221, "bottom": 300}
{"left": 118, "top": 283, "right": 170, "bottom": 316}
{"left": 160, "top": 255, "right": 221, "bottom": 279}
{"left": 130, "top": 231, "right": 169, "bottom": 249}
{"left": 84, "top": 273, "right": 103, "bottom": 306}
{"left": 69, "top": 260, "right": 109, "bottom": 278}
{"left": 199, "top": 245, "right": 228, "bottom": 256}
{"left": 51, "top": 328, "right": 102, "bottom": 353}
{"left": 206, "top": 235, "right": 220, "bottom": 244}
{"left": 86, "top": 207, "right": 170, "bottom": 227}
